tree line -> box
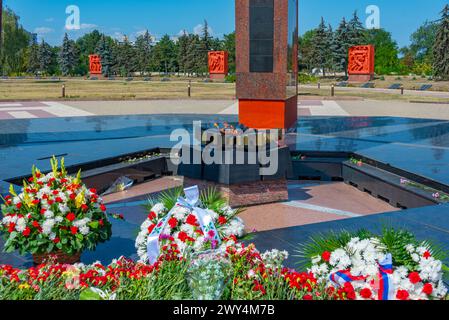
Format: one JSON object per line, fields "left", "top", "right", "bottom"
{"left": 300, "top": 5, "right": 449, "bottom": 79}
{"left": 0, "top": 9, "right": 235, "bottom": 77}
{"left": 1, "top": 5, "right": 449, "bottom": 79}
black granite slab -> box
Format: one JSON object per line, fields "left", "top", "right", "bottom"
{"left": 251, "top": 203, "right": 449, "bottom": 270}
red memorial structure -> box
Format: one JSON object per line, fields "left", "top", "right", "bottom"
{"left": 208, "top": 51, "right": 229, "bottom": 80}
{"left": 89, "top": 55, "right": 102, "bottom": 77}
{"left": 348, "top": 45, "right": 375, "bottom": 82}
{"left": 236, "top": 0, "right": 298, "bottom": 129}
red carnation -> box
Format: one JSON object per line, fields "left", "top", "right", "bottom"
{"left": 422, "top": 283, "right": 433, "bottom": 295}
{"left": 81, "top": 204, "right": 89, "bottom": 212}
{"left": 66, "top": 213, "right": 76, "bottom": 222}
{"left": 148, "top": 211, "right": 157, "bottom": 220}
{"left": 32, "top": 221, "right": 40, "bottom": 228}
{"left": 52, "top": 190, "right": 59, "bottom": 195}
{"left": 322, "top": 251, "right": 331, "bottom": 262}
{"left": 89, "top": 188, "right": 97, "bottom": 194}
{"left": 303, "top": 294, "right": 313, "bottom": 300}
{"left": 55, "top": 197, "right": 63, "bottom": 203}
{"left": 178, "top": 231, "right": 188, "bottom": 243}
{"left": 409, "top": 272, "right": 422, "bottom": 284}
{"left": 186, "top": 214, "right": 197, "bottom": 226}
{"left": 47, "top": 200, "right": 54, "bottom": 205}
{"left": 69, "top": 193, "right": 76, "bottom": 200}
{"left": 32, "top": 199, "right": 40, "bottom": 205}
{"left": 53, "top": 237, "right": 60, "bottom": 244}
{"left": 28, "top": 177, "right": 34, "bottom": 183}
{"left": 70, "top": 226, "right": 78, "bottom": 235}
{"left": 168, "top": 218, "right": 178, "bottom": 229}
{"left": 423, "top": 251, "right": 431, "bottom": 259}
{"left": 396, "top": 290, "right": 410, "bottom": 300}
{"left": 360, "top": 288, "right": 372, "bottom": 299}
{"left": 40, "top": 209, "right": 46, "bottom": 215}
{"left": 8, "top": 223, "right": 16, "bottom": 233}
{"left": 343, "top": 282, "right": 356, "bottom": 300}
{"left": 22, "top": 227, "right": 31, "bottom": 237}
{"left": 16, "top": 203, "right": 22, "bottom": 210}
{"left": 148, "top": 224, "right": 156, "bottom": 234}
{"left": 99, "top": 219, "right": 104, "bottom": 227}
{"left": 218, "top": 216, "right": 227, "bottom": 225}
{"left": 100, "top": 204, "right": 107, "bottom": 212}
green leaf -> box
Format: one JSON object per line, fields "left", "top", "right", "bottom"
{"left": 89, "top": 221, "right": 99, "bottom": 229}
{"left": 79, "top": 289, "right": 102, "bottom": 301}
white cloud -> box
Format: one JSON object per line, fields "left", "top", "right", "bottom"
{"left": 113, "top": 32, "right": 126, "bottom": 41}
{"left": 34, "top": 27, "right": 54, "bottom": 34}
{"left": 193, "top": 23, "right": 214, "bottom": 36}
{"left": 178, "top": 29, "right": 189, "bottom": 36}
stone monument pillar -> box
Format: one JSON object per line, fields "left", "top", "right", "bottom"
{"left": 89, "top": 54, "right": 102, "bottom": 78}
{"left": 236, "top": 0, "right": 298, "bottom": 129}
{"left": 348, "top": 45, "right": 375, "bottom": 82}
{"left": 208, "top": 51, "right": 229, "bottom": 80}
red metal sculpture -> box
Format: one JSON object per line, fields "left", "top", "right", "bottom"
{"left": 348, "top": 45, "right": 375, "bottom": 82}
{"left": 208, "top": 51, "right": 228, "bottom": 79}
{"left": 89, "top": 55, "right": 102, "bottom": 76}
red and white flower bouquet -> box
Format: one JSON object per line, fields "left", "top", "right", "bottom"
{"left": 305, "top": 230, "right": 448, "bottom": 300}
{"left": 135, "top": 187, "right": 245, "bottom": 263}
{"left": 0, "top": 157, "right": 112, "bottom": 264}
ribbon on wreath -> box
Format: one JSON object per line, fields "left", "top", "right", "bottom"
{"left": 377, "top": 254, "right": 395, "bottom": 300}
{"left": 329, "top": 253, "right": 395, "bottom": 300}
{"left": 146, "top": 186, "right": 221, "bottom": 265}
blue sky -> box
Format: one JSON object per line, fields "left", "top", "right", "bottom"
{"left": 4, "top": 0, "right": 448, "bottom": 47}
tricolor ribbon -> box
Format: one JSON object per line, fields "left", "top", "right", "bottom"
{"left": 377, "top": 254, "right": 395, "bottom": 300}
{"left": 146, "top": 186, "right": 221, "bottom": 265}
{"left": 329, "top": 253, "right": 396, "bottom": 300}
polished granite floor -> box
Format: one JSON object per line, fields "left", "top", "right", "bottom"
{"left": 1, "top": 115, "right": 449, "bottom": 189}
{"left": 0, "top": 114, "right": 449, "bottom": 270}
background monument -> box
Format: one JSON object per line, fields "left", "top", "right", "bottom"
{"left": 89, "top": 54, "right": 102, "bottom": 78}
{"left": 348, "top": 45, "right": 375, "bottom": 82}
{"left": 208, "top": 51, "right": 229, "bottom": 80}
{"left": 236, "top": 0, "right": 299, "bottom": 129}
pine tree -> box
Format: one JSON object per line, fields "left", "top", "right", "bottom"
{"left": 38, "top": 40, "right": 53, "bottom": 75}
{"left": 96, "top": 35, "right": 114, "bottom": 77}
{"left": 116, "top": 36, "right": 136, "bottom": 77}
{"left": 135, "top": 30, "right": 153, "bottom": 76}
{"left": 333, "top": 17, "right": 351, "bottom": 75}
{"left": 311, "top": 17, "right": 332, "bottom": 76}
{"left": 199, "top": 20, "right": 212, "bottom": 75}
{"left": 433, "top": 5, "right": 449, "bottom": 80}
{"left": 186, "top": 34, "right": 200, "bottom": 75}
{"left": 177, "top": 30, "right": 189, "bottom": 75}
{"left": 59, "top": 33, "right": 77, "bottom": 76}
{"left": 151, "top": 35, "right": 177, "bottom": 74}
{"left": 326, "top": 24, "right": 336, "bottom": 74}
{"left": 27, "top": 43, "right": 40, "bottom": 75}
{"left": 347, "top": 11, "right": 366, "bottom": 47}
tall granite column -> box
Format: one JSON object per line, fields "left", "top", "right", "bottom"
{"left": 236, "top": 0, "right": 298, "bottom": 129}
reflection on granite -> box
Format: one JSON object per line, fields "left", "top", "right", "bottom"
{"left": 0, "top": 114, "right": 448, "bottom": 192}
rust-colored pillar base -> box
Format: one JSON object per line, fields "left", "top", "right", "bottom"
{"left": 348, "top": 74, "right": 374, "bottom": 83}
{"left": 239, "top": 96, "right": 298, "bottom": 129}
{"left": 210, "top": 73, "right": 227, "bottom": 80}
